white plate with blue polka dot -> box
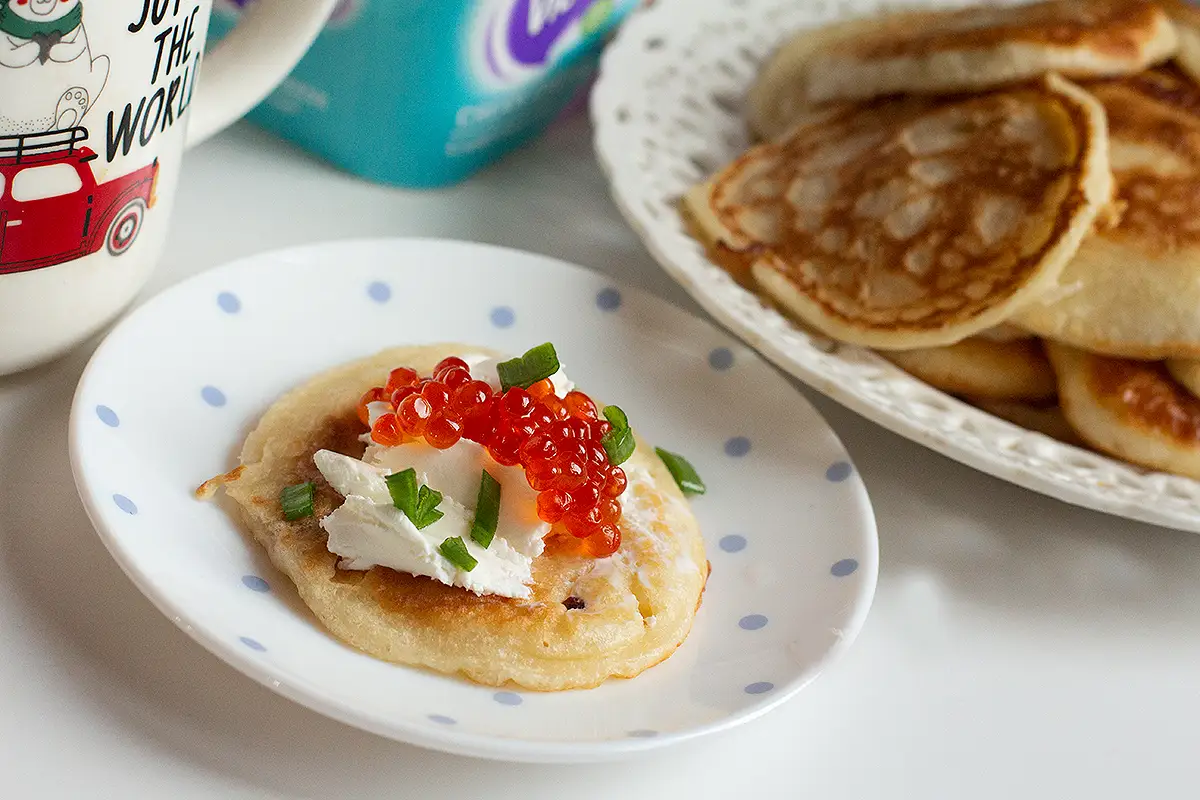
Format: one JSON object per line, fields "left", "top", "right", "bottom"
{"left": 69, "top": 238, "right": 878, "bottom": 763}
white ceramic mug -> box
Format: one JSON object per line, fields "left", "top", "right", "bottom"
{"left": 0, "top": 0, "right": 335, "bottom": 375}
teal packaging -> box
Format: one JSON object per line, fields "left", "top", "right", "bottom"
{"left": 208, "top": 0, "right": 637, "bottom": 188}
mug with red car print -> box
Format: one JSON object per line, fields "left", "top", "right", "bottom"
{"left": 0, "top": 0, "right": 336, "bottom": 375}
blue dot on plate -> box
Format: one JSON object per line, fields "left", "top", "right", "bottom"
{"left": 95, "top": 405, "right": 119, "bottom": 427}
{"left": 724, "top": 436, "right": 751, "bottom": 457}
{"left": 745, "top": 681, "right": 774, "bottom": 695}
{"left": 739, "top": 614, "right": 768, "bottom": 631}
{"left": 242, "top": 575, "right": 270, "bottom": 593}
{"left": 239, "top": 636, "right": 266, "bottom": 652}
{"left": 490, "top": 306, "right": 515, "bottom": 328}
{"left": 826, "top": 461, "right": 853, "bottom": 482}
{"left": 428, "top": 714, "right": 456, "bottom": 725}
{"left": 831, "top": 558, "right": 859, "bottom": 577}
{"left": 628, "top": 729, "right": 658, "bottom": 738}
{"left": 217, "top": 292, "right": 241, "bottom": 314}
{"left": 201, "top": 386, "right": 227, "bottom": 407}
{"left": 708, "top": 347, "right": 734, "bottom": 371}
{"left": 367, "top": 281, "right": 391, "bottom": 303}
{"left": 719, "top": 534, "right": 747, "bottom": 553}
{"left": 493, "top": 691, "right": 522, "bottom": 706}
{"left": 596, "top": 287, "right": 622, "bottom": 311}
{"left": 113, "top": 494, "right": 137, "bottom": 515}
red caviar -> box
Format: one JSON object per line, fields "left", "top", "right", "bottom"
{"left": 359, "top": 356, "right": 626, "bottom": 554}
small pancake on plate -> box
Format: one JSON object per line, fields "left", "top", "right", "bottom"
{"left": 1046, "top": 341, "right": 1200, "bottom": 479}
{"left": 748, "top": 0, "right": 1175, "bottom": 136}
{"left": 880, "top": 336, "right": 1056, "bottom": 402}
{"left": 1160, "top": 0, "right": 1200, "bottom": 85}
{"left": 971, "top": 398, "right": 1084, "bottom": 446}
{"left": 1166, "top": 357, "right": 1200, "bottom": 400}
{"left": 685, "top": 74, "right": 1112, "bottom": 350}
{"left": 1016, "top": 67, "right": 1200, "bottom": 358}
{"left": 204, "top": 345, "right": 709, "bottom": 691}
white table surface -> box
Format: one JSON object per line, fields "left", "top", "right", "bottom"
{"left": 2, "top": 113, "right": 1198, "bottom": 798}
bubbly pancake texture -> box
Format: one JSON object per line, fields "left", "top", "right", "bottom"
{"left": 685, "top": 75, "right": 1112, "bottom": 349}
{"left": 880, "top": 336, "right": 1056, "bottom": 401}
{"left": 1047, "top": 342, "right": 1200, "bottom": 479}
{"left": 209, "top": 345, "right": 709, "bottom": 691}
{"left": 1016, "top": 68, "right": 1200, "bottom": 358}
{"left": 750, "top": 0, "right": 1175, "bottom": 122}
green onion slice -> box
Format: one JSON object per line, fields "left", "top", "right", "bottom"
{"left": 439, "top": 537, "right": 478, "bottom": 572}
{"left": 280, "top": 481, "right": 316, "bottom": 521}
{"left": 413, "top": 485, "right": 445, "bottom": 530}
{"left": 497, "top": 342, "right": 560, "bottom": 391}
{"left": 602, "top": 405, "right": 629, "bottom": 431}
{"left": 386, "top": 468, "right": 419, "bottom": 517}
{"left": 656, "top": 447, "right": 706, "bottom": 496}
{"left": 471, "top": 470, "right": 501, "bottom": 548}
{"left": 602, "top": 427, "right": 635, "bottom": 466}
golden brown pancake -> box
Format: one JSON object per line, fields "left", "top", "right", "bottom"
{"left": 686, "top": 74, "right": 1113, "bottom": 350}
{"left": 201, "top": 345, "right": 709, "bottom": 691}
{"left": 1016, "top": 67, "right": 1200, "bottom": 358}
{"left": 749, "top": 0, "right": 1176, "bottom": 137}
{"left": 971, "top": 398, "right": 1085, "bottom": 447}
{"left": 1046, "top": 341, "right": 1200, "bottom": 479}
{"left": 1159, "top": 0, "right": 1200, "bottom": 85}
{"left": 1167, "top": 356, "right": 1200, "bottom": 400}
{"left": 880, "top": 336, "right": 1056, "bottom": 402}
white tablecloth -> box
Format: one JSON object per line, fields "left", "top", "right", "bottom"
{"left": 1, "top": 115, "right": 1196, "bottom": 798}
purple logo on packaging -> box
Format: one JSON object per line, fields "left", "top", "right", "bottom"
{"left": 477, "top": 0, "right": 615, "bottom": 86}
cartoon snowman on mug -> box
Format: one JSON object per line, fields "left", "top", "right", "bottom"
{"left": 0, "top": 0, "right": 108, "bottom": 134}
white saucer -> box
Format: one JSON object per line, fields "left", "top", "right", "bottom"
{"left": 69, "top": 238, "right": 877, "bottom": 763}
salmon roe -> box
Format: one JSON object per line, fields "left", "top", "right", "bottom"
{"left": 358, "top": 356, "right": 626, "bottom": 554}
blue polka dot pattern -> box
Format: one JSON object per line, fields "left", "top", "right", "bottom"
{"left": 745, "top": 681, "right": 774, "bottom": 695}
{"left": 113, "top": 494, "right": 137, "bottom": 515}
{"left": 724, "top": 436, "right": 751, "bottom": 457}
{"left": 826, "top": 461, "right": 853, "bottom": 482}
{"left": 739, "top": 614, "right": 768, "bottom": 631}
{"left": 831, "top": 558, "right": 859, "bottom": 577}
{"left": 719, "top": 534, "right": 747, "bottom": 553}
{"left": 493, "top": 691, "right": 522, "bottom": 706}
{"left": 428, "top": 714, "right": 456, "bottom": 725}
{"left": 708, "top": 347, "right": 734, "bottom": 371}
{"left": 628, "top": 729, "right": 658, "bottom": 738}
{"left": 596, "top": 287, "right": 622, "bottom": 311}
{"left": 367, "top": 281, "right": 391, "bottom": 303}
{"left": 239, "top": 636, "right": 266, "bottom": 652}
{"left": 96, "top": 405, "right": 119, "bottom": 427}
{"left": 217, "top": 292, "right": 241, "bottom": 313}
{"left": 490, "top": 306, "right": 515, "bottom": 328}
{"left": 242, "top": 575, "right": 270, "bottom": 593}
{"left": 201, "top": 386, "right": 227, "bottom": 407}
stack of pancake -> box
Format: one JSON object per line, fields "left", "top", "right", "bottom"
{"left": 684, "top": 0, "right": 1200, "bottom": 481}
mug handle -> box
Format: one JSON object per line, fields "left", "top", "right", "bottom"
{"left": 185, "top": 0, "right": 338, "bottom": 148}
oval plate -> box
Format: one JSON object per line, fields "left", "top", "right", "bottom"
{"left": 591, "top": 0, "right": 1200, "bottom": 533}
{"left": 69, "top": 238, "right": 877, "bottom": 763}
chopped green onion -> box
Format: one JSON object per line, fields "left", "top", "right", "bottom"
{"left": 439, "top": 537, "right": 478, "bottom": 572}
{"left": 602, "top": 405, "right": 628, "bottom": 431}
{"left": 471, "top": 470, "right": 501, "bottom": 548}
{"left": 602, "top": 427, "right": 636, "bottom": 466}
{"left": 414, "top": 485, "right": 445, "bottom": 530}
{"left": 280, "top": 481, "right": 316, "bottom": 521}
{"left": 655, "top": 448, "right": 706, "bottom": 496}
{"left": 497, "top": 342, "right": 560, "bottom": 391}
{"left": 601, "top": 404, "right": 635, "bottom": 466}
{"left": 386, "top": 469, "right": 419, "bottom": 517}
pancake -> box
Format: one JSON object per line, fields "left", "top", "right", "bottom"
{"left": 1160, "top": 0, "right": 1200, "bottom": 84}
{"left": 1046, "top": 341, "right": 1200, "bottom": 479}
{"left": 201, "top": 345, "right": 709, "bottom": 691}
{"left": 880, "top": 336, "right": 1056, "bottom": 401}
{"left": 1166, "top": 357, "right": 1200, "bottom": 400}
{"left": 685, "top": 74, "right": 1113, "bottom": 350}
{"left": 1015, "top": 67, "right": 1200, "bottom": 359}
{"left": 748, "top": 0, "right": 1175, "bottom": 135}
{"left": 971, "top": 398, "right": 1084, "bottom": 447}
